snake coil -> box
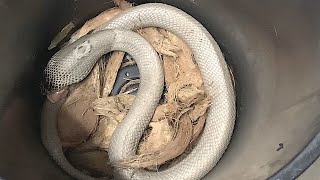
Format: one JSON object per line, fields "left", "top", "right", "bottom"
{"left": 42, "top": 3, "right": 236, "bottom": 180}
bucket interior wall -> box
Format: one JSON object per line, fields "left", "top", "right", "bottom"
{"left": 0, "top": 0, "right": 320, "bottom": 179}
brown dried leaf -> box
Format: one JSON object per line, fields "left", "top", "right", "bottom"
{"left": 58, "top": 98, "right": 98, "bottom": 147}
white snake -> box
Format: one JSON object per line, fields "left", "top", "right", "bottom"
{"left": 41, "top": 3, "right": 236, "bottom": 180}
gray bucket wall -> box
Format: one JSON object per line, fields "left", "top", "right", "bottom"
{"left": 0, "top": 0, "right": 320, "bottom": 179}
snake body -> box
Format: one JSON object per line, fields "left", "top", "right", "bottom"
{"left": 42, "top": 28, "right": 163, "bottom": 180}
{"left": 42, "top": 3, "right": 236, "bottom": 180}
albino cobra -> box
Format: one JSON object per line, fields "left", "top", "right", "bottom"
{"left": 41, "top": 3, "right": 236, "bottom": 180}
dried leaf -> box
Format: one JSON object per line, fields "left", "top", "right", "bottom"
{"left": 58, "top": 98, "right": 98, "bottom": 147}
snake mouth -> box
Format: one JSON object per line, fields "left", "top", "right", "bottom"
{"left": 46, "top": 88, "right": 69, "bottom": 103}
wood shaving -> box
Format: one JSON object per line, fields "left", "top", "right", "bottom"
{"left": 71, "top": 8, "right": 122, "bottom": 41}
{"left": 102, "top": 52, "right": 125, "bottom": 97}
{"left": 48, "top": 22, "right": 75, "bottom": 50}
{"left": 118, "top": 110, "right": 193, "bottom": 168}
{"left": 119, "top": 79, "right": 140, "bottom": 94}
{"left": 112, "top": 0, "right": 133, "bottom": 9}
{"left": 76, "top": 94, "right": 135, "bottom": 151}
{"left": 138, "top": 28, "right": 181, "bottom": 58}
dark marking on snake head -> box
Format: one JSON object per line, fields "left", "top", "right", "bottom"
{"left": 74, "top": 40, "right": 92, "bottom": 59}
